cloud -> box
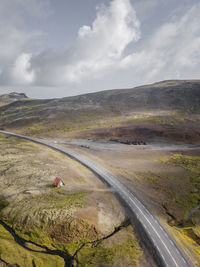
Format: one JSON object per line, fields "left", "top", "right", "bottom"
{"left": 29, "top": 0, "right": 141, "bottom": 86}
{"left": 133, "top": 0, "right": 159, "bottom": 21}
{"left": 11, "top": 53, "right": 35, "bottom": 84}
{"left": 0, "top": 0, "right": 200, "bottom": 94}
{"left": 0, "top": 25, "right": 40, "bottom": 85}
{"left": 15, "top": 0, "right": 53, "bottom": 18}
{"left": 119, "top": 2, "right": 200, "bottom": 84}
{"left": 0, "top": 0, "right": 45, "bottom": 85}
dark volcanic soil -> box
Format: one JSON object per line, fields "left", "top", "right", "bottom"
{"left": 69, "top": 122, "right": 200, "bottom": 144}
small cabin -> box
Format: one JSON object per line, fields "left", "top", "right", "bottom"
{"left": 53, "top": 177, "right": 65, "bottom": 187}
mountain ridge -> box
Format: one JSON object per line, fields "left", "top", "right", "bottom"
{"left": 1, "top": 79, "right": 200, "bottom": 111}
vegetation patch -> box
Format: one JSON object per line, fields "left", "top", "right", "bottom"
{"left": 0, "top": 197, "right": 9, "bottom": 212}
{"left": 48, "top": 219, "right": 99, "bottom": 256}
{"left": 48, "top": 220, "right": 98, "bottom": 245}
{"left": 155, "top": 153, "right": 200, "bottom": 261}
{"left": 159, "top": 154, "right": 200, "bottom": 173}
{"left": 0, "top": 191, "right": 87, "bottom": 248}
{"left": 0, "top": 224, "right": 64, "bottom": 267}
{"left": 76, "top": 225, "right": 142, "bottom": 266}
{"left": 0, "top": 134, "right": 143, "bottom": 266}
{"left": 158, "top": 154, "right": 200, "bottom": 209}
{"left": 171, "top": 225, "right": 200, "bottom": 265}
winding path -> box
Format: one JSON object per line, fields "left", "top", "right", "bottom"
{"left": 0, "top": 130, "right": 193, "bottom": 267}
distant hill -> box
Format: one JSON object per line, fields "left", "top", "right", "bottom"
{"left": 0, "top": 80, "right": 200, "bottom": 143}
{"left": 60, "top": 79, "right": 200, "bottom": 111}
{"left": 0, "top": 92, "right": 28, "bottom": 103}
{"left": 1, "top": 79, "right": 200, "bottom": 111}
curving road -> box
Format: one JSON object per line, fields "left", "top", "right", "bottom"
{"left": 0, "top": 130, "right": 193, "bottom": 267}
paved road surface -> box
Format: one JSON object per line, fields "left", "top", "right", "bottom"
{"left": 0, "top": 131, "right": 193, "bottom": 267}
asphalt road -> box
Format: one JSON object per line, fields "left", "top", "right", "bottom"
{"left": 0, "top": 130, "right": 193, "bottom": 267}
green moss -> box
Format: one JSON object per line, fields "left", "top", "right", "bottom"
{"left": 158, "top": 156, "right": 170, "bottom": 163}
{"left": 15, "top": 226, "right": 54, "bottom": 249}
{"left": 156, "top": 153, "right": 200, "bottom": 254}
{"left": 77, "top": 245, "right": 114, "bottom": 266}
{"left": 159, "top": 154, "right": 200, "bottom": 198}
{"left": 0, "top": 225, "right": 64, "bottom": 267}
{"left": 137, "top": 172, "right": 168, "bottom": 193}
{"left": 123, "top": 169, "right": 141, "bottom": 181}
{"left": 170, "top": 154, "right": 200, "bottom": 174}
{"left": 63, "top": 241, "right": 81, "bottom": 256}
{"left": 18, "top": 191, "right": 87, "bottom": 211}
{"left": 77, "top": 233, "right": 142, "bottom": 266}
{"left": 0, "top": 191, "right": 88, "bottom": 250}
{"left": 0, "top": 197, "right": 9, "bottom": 211}
{"left": 174, "top": 193, "right": 199, "bottom": 217}
{"left": 158, "top": 153, "right": 200, "bottom": 180}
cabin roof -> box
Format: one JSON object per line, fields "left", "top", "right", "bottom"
{"left": 53, "top": 177, "right": 63, "bottom": 187}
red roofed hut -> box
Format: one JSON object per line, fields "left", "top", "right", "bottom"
{"left": 53, "top": 177, "right": 65, "bottom": 187}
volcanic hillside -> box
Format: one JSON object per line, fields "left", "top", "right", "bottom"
{"left": 0, "top": 80, "right": 200, "bottom": 143}
{"left": 0, "top": 92, "right": 27, "bottom": 104}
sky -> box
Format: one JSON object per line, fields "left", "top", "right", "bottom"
{"left": 0, "top": 0, "right": 199, "bottom": 98}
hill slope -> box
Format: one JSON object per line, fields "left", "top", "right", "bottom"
{"left": 0, "top": 80, "right": 200, "bottom": 143}
{"left": 0, "top": 92, "right": 27, "bottom": 103}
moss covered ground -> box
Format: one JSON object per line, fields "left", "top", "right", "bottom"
{"left": 76, "top": 226, "right": 142, "bottom": 266}
{"left": 0, "top": 135, "right": 142, "bottom": 266}
{"left": 158, "top": 154, "right": 200, "bottom": 213}
{"left": 0, "top": 224, "right": 64, "bottom": 267}
{"left": 154, "top": 153, "right": 200, "bottom": 263}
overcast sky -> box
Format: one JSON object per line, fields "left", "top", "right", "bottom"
{"left": 0, "top": 0, "right": 199, "bottom": 98}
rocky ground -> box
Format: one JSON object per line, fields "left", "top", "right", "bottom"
{"left": 0, "top": 135, "right": 145, "bottom": 267}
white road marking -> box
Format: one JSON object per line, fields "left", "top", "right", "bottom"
{"left": 128, "top": 196, "right": 180, "bottom": 267}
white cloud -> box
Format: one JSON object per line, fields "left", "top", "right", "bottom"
{"left": 119, "top": 3, "right": 200, "bottom": 84}
{"left": 0, "top": 0, "right": 44, "bottom": 85}
{"left": 0, "top": 0, "right": 200, "bottom": 95}
{"left": 133, "top": 0, "right": 159, "bottom": 21}
{"left": 78, "top": 26, "right": 91, "bottom": 38}
{"left": 29, "top": 0, "right": 141, "bottom": 86}
{"left": 11, "top": 53, "right": 35, "bottom": 84}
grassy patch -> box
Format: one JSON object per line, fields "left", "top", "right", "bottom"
{"left": 0, "top": 133, "right": 143, "bottom": 266}
{"left": 0, "top": 191, "right": 87, "bottom": 250}
{"left": 0, "top": 197, "right": 9, "bottom": 212}
{"left": 122, "top": 169, "right": 141, "bottom": 181}
{"left": 0, "top": 225, "right": 64, "bottom": 267}
{"left": 171, "top": 225, "right": 200, "bottom": 264}
{"left": 32, "top": 191, "right": 87, "bottom": 209}
{"left": 168, "top": 154, "right": 200, "bottom": 174}
{"left": 76, "top": 226, "right": 142, "bottom": 266}
{"left": 77, "top": 245, "right": 114, "bottom": 266}
{"left": 136, "top": 171, "right": 171, "bottom": 194}
{"left": 156, "top": 153, "right": 200, "bottom": 262}
{"left": 142, "top": 155, "right": 200, "bottom": 217}
{"left": 159, "top": 154, "right": 200, "bottom": 202}
{"left": 48, "top": 219, "right": 98, "bottom": 255}
{"left": 125, "top": 110, "right": 200, "bottom": 126}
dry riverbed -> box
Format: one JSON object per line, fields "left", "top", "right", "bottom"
{"left": 0, "top": 135, "right": 145, "bottom": 267}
